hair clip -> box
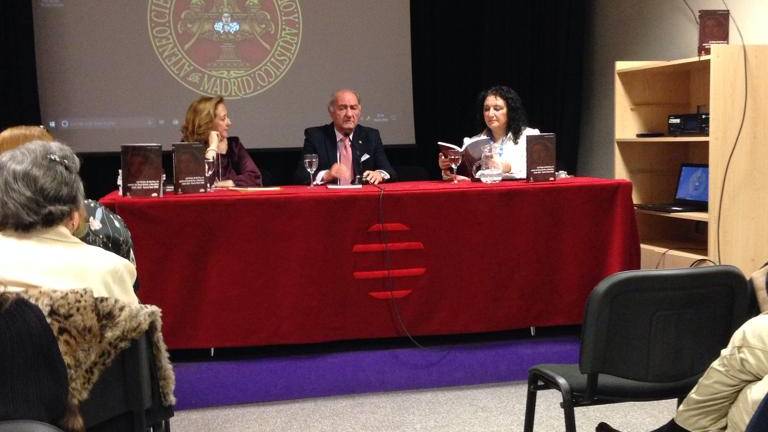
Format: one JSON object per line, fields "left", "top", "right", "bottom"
{"left": 47, "top": 154, "right": 66, "bottom": 164}
{"left": 47, "top": 153, "right": 72, "bottom": 172}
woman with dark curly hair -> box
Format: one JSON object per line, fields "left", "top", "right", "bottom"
{"left": 439, "top": 85, "right": 539, "bottom": 180}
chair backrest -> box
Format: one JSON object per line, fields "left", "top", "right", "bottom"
{"left": 80, "top": 331, "right": 172, "bottom": 431}
{"left": 10, "top": 289, "right": 174, "bottom": 432}
{"left": 579, "top": 265, "right": 751, "bottom": 382}
{"left": 0, "top": 420, "right": 64, "bottom": 432}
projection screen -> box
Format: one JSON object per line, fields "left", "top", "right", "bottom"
{"left": 33, "top": 0, "right": 415, "bottom": 152}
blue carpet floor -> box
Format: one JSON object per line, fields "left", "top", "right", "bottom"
{"left": 172, "top": 331, "right": 580, "bottom": 410}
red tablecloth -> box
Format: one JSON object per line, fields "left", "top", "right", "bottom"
{"left": 101, "top": 178, "right": 639, "bottom": 349}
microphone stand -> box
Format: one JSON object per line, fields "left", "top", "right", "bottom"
{"left": 353, "top": 142, "right": 364, "bottom": 185}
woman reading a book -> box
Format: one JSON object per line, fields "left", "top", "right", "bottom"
{"left": 439, "top": 85, "right": 539, "bottom": 180}
{"left": 181, "top": 96, "right": 263, "bottom": 188}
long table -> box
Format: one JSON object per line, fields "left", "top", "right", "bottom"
{"left": 101, "top": 178, "right": 639, "bottom": 349}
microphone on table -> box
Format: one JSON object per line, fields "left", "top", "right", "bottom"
{"left": 353, "top": 142, "right": 364, "bottom": 185}
{"left": 352, "top": 139, "right": 385, "bottom": 189}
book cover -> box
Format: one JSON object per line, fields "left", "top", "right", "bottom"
{"left": 120, "top": 144, "right": 163, "bottom": 197}
{"left": 172, "top": 142, "right": 207, "bottom": 194}
{"left": 526, "top": 133, "right": 556, "bottom": 182}
{"left": 698, "top": 10, "right": 729, "bottom": 56}
{"left": 437, "top": 136, "right": 492, "bottom": 177}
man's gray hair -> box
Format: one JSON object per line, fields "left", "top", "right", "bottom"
{"left": 0, "top": 140, "right": 84, "bottom": 232}
{"left": 327, "top": 89, "right": 361, "bottom": 112}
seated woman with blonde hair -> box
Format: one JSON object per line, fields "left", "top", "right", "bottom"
{"left": 0, "top": 140, "right": 138, "bottom": 304}
{"left": 0, "top": 125, "right": 51, "bottom": 153}
{"left": 181, "top": 95, "right": 263, "bottom": 187}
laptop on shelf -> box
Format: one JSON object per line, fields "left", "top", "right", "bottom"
{"left": 634, "top": 163, "right": 709, "bottom": 213}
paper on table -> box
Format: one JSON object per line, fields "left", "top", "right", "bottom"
{"left": 229, "top": 186, "right": 281, "bottom": 192}
{"left": 326, "top": 184, "right": 363, "bottom": 189}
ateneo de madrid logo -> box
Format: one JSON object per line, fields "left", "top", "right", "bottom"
{"left": 148, "top": 0, "right": 302, "bottom": 99}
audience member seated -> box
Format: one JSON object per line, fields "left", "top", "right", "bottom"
{"left": 438, "top": 85, "right": 539, "bottom": 181}
{"left": 597, "top": 312, "right": 768, "bottom": 432}
{"left": 296, "top": 88, "right": 396, "bottom": 185}
{"left": 77, "top": 199, "right": 136, "bottom": 269}
{"left": 0, "top": 140, "right": 138, "bottom": 304}
{"left": 0, "top": 293, "right": 78, "bottom": 431}
{"left": 0, "top": 125, "right": 53, "bottom": 153}
{"left": 181, "top": 95, "right": 263, "bottom": 188}
{"left": 752, "top": 262, "right": 768, "bottom": 312}
{"left": 0, "top": 126, "right": 136, "bottom": 268}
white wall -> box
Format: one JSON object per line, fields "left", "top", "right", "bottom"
{"left": 580, "top": 0, "right": 768, "bottom": 178}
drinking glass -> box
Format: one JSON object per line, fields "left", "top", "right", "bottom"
{"left": 204, "top": 155, "right": 216, "bottom": 190}
{"left": 205, "top": 153, "right": 224, "bottom": 189}
{"left": 215, "top": 153, "right": 222, "bottom": 183}
{"left": 447, "top": 149, "right": 463, "bottom": 184}
{"left": 304, "top": 153, "right": 319, "bottom": 187}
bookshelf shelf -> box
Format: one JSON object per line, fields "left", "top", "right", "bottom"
{"left": 635, "top": 209, "right": 708, "bottom": 222}
{"left": 616, "top": 137, "right": 709, "bottom": 143}
{"left": 616, "top": 55, "right": 711, "bottom": 75}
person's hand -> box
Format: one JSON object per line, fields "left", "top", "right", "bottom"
{"left": 362, "top": 170, "right": 384, "bottom": 185}
{"left": 487, "top": 156, "right": 506, "bottom": 172}
{"left": 213, "top": 179, "right": 235, "bottom": 188}
{"left": 441, "top": 170, "right": 470, "bottom": 182}
{"left": 493, "top": 157, "right": 510, "bottom": 173}
{"left": 207, "top": 131, "right": 220, "bottom": 153}
{"left": 438, "top": 153, "right": 452, "bottom": 170}
{"left": 324, "top": 162, "right": 350, "bottom": 183}
{"left": 207, "top": 131, "right": 228, "bottom": 154}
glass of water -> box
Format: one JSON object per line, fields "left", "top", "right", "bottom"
{"left": 304, "top": 153, "right": 319, "bottom": 187}
{"left": 479, "top": 168, "right": 503, "bottom": 184}
{"left": 204, "top": 154, "right": 217, "bottom": 190}
{"left": 447, "top": 149, "right": 462, "bottom": 184}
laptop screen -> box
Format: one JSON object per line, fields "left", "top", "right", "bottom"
{"left": 675, "top": 164, "right": 709, "bottom": 204}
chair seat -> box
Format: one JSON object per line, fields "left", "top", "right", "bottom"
{"left": 531, "top": 363, "right": 700, "bottom": 401}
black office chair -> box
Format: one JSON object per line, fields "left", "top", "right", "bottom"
{"left": 0, "top": 420, "right": 64, "bottom": 432}
{"left": 523, "top": 265, "right": 752, "bottom": 432}
{"left": 80, "top": 332, "right": 173, "bottom": 432}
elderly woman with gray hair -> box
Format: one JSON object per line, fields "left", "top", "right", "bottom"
{"left": 0, "top": 140, "right": 138, "bottom": 304}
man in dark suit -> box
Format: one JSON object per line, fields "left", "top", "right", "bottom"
{"left": 297, "top": 89, "right": 396, "bottom": 185}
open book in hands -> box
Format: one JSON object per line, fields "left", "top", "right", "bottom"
{"left": 437, "top": 136, "right": 492, "bottom": 178}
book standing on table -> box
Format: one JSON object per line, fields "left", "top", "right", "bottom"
{"left": 120, "top": 143, "right": 163, "bottom": 197}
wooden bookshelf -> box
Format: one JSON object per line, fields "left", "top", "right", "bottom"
{"left": 615, "top": 46, "right": 768, "bottom": 274}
